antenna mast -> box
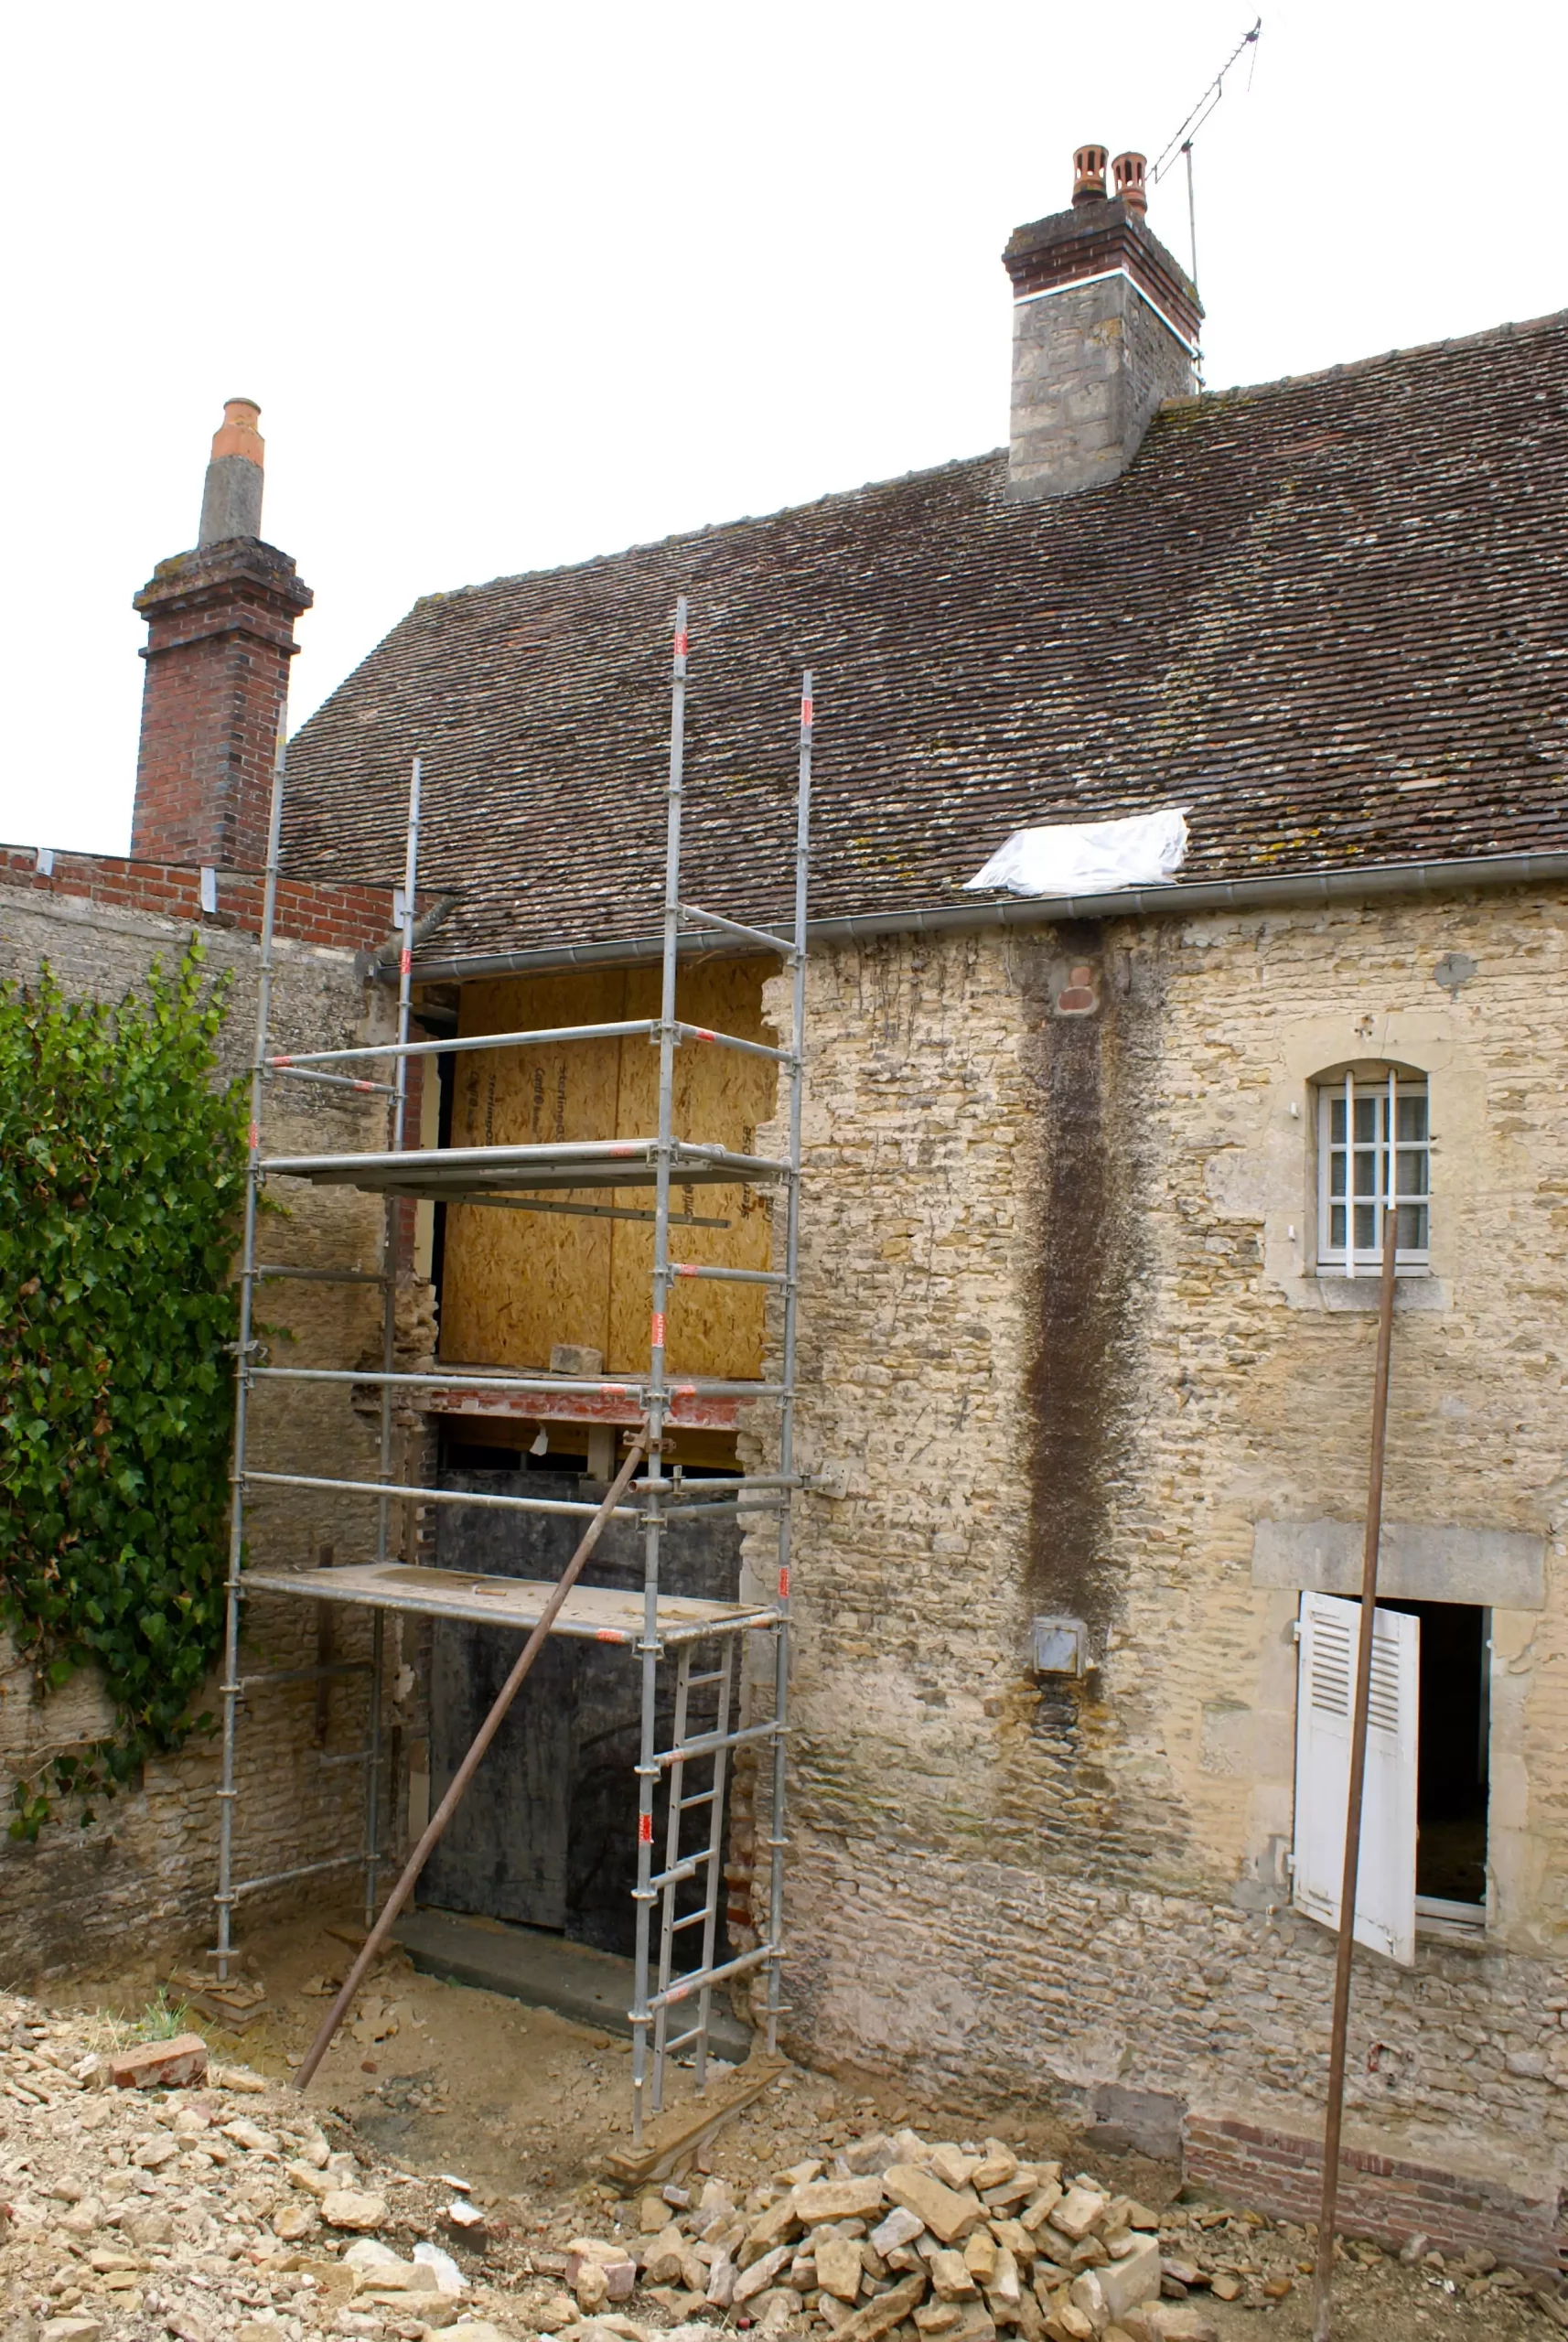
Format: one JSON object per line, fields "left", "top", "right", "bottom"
{"left": 1149, "top": 15, "right": 1261, "bottom": 288}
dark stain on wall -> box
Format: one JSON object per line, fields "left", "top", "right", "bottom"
{"left": 1020, "top": 922, "right": 1165, "bottom": 1659}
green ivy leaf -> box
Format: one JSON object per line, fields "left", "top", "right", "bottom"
{"left": 0, "top": 943, "right": 244, "bottom": 1832}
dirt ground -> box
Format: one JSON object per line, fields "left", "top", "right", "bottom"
{"left": 39, "top": 1910, "right": 1568, "bottom": 2342}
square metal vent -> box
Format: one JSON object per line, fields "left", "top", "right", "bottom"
{"left": 1030, "top": 1615, "right": 1090, "bottom": 1677}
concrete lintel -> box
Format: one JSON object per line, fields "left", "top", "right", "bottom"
{"left": 1251, "top": 1517, "right": 1546, "bottom": 1610}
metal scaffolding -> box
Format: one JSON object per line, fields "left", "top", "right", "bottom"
{"left": 217, "top": 602, "right": 810, "bottom": 2134}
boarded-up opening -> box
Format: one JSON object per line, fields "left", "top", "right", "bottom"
{"left": 423, "top": 1457, "right": 741, "bottom": 1959}
{"left": 437, "top": 961, "right": 779, "bottom": 1380}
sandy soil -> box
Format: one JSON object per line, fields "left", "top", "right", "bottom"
{"left": 39, "top": 1911, "right": 1566, "bottom": 2342}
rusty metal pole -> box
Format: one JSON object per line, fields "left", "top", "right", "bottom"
{"left": 295, "top": 1430, "right": 648, "bottom": 2090}
{"left": 1311, "top": 1205, "right": 1399, "bottom": 2340}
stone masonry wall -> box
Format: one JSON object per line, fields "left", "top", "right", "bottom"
{"left": 1008, "top": 276, "right": 1194, "bottom": 500}
{"left": 753, "top": 886, "right": 1568, "bottom": 2245}
{"left": 0, "top": 884, "right": 409, "bottom": 1980}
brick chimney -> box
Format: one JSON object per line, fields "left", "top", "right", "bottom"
{"left": 131, "top": 400, "right": 312, "bottom": 867}
{"left": 1003, "top": 147, "right": 1202, "bottom": 500}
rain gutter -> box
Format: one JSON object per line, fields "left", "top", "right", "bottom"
{"left": 400, "top": 849, "right": 1568, "bottom": 987}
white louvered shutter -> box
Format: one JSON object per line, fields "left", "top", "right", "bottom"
{"left": 1292, "top": 1590, "right": 1418, "bottom": 1967}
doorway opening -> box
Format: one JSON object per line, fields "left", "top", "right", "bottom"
{"left": 1383, "top": 1597, "right": 1489, "bottom": 1913}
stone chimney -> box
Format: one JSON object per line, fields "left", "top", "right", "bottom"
{"left": 1003, "top": 146, "right": 1202, "bottom": 500}
{"left": 131, "top": 400, "right": 312, "bottom": 868}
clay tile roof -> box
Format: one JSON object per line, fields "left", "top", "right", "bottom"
{"left": 283, "top": 311, "right": 1568, "bottom": 963}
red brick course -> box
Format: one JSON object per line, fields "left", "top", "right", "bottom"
{"left": 1183, "top": 2110, "right": 1565, "bottom": 2273}
{"left": 0, "top": 843, "right": 395, "bottom": 954}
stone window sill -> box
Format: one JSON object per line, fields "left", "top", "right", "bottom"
{"left": 1307, "top": 1273, "right": 1451, "bottom": 1312}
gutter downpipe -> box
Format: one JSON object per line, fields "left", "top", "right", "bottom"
{"left": 397, "top": 849, "right": 1568, "bottom": 987}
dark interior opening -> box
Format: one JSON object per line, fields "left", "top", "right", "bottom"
{"left": 424, "top": 1456, "right": 742, "bottom": 1958}
{"left": 1382, "top": 1597, "right": 1489, "bottom": 1906}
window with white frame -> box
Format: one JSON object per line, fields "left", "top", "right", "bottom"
{"left": 1316, "top": 1068, "right": 1430, "bottom": 1275}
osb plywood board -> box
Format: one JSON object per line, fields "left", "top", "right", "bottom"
{"left": 438, "top": 961, "right": 778, "bottom": 1379}
{"left": 439, "top": 970, "right": 624, "bottom": 1369}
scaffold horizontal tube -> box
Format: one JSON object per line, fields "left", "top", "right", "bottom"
{"left": 645, "top": 1498, "right": 788, "bottom": 1520}
{"left": 253, "top": 1264, "right": 389, "bottom": 1286}
{"left": 671, "top": 1262, "right": 786, "bottom": 1285}
{"left": 268, "top": 1019, "right": 658, "bottom": 1071}
{"left": 268, "top": 1065, "right": 398, "bottom": 1097}
{"left": 242, "top": 1469, "right": 638, "bottom": 1520}
{"left": 238, "top": 1660, "right": 372, "bottom": 1691}
{"left": 646, "top": 1940, "right": 778, "bottom": 2010}
{"left": 252, "top": 1365, "right": 644, "bottom": 1398}
{"left": 678, "top": 903, "right": 797, "bottom": 957}
{"left": 673, "top": 1022, "right": 796, "bottom": 1064}
{"left": 647, "top": 1847, "right": 714, "bottom": 1892}
{"left": 226, "top": 1853, "right": 364, "bottom": 1901}
{"left": 654, "top": 1718, "right": 781, "bottom": 1768}
{"left": 438, "top": 1195, "right": 729, "bottom": 1229}
{"left": 645, "top": 1475, "right": 801, "bottom": 1495}
{"left": 252, "top": 1365, "right": 789, "bottom": 1401}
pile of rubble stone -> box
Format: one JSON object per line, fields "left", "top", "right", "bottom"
{"left": 0, "top": 1993, "right": 499, "bottom": 2342}
{"left": 547, "top": 2134, "right": 1204, "bottom": 2342}
{"left": 4, "top": 1977, "right": 1565, "bottom": 2342}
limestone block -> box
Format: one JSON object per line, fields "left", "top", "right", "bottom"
{"left": 733, "top": 2244, "right": 791, "bottom": 2303}
{"left": 322, "top": 2189, "right": 388, "bottom": 2231}
{"left": 796, "top": 2175, "right": 887, "bottom": 2223}
{"left": 817, "top": 2234, "right": 866, "bottom": 2301}
{"left": 931, "top": 2250, "right": 981, "bottom": 2300}
{"left": 872, "top": 2205, "right": 927, "bottom": 2254}
{"left": 837, "top": 2272, "right": 928, "bottom": 2341}
{"left": 1094, "top": 2238, "right": 1159, "bottom": 2321}
{"left": 885, "top": 2164, "right": 986, "bottom": 2244}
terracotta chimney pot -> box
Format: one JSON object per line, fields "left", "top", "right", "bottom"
{"left": 1072, "top": 144, "right": 1109, "bottom": 207}
{"left": 1112, "top": 152, "right": 1148, "bottom": 218}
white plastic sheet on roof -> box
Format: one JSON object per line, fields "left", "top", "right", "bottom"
{"left": 963, "top": 806, "right": 1189, "bottom": 897}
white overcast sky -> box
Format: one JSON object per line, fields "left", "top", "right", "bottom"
{"left": 2, "top": 0, "right": 1564, "bottom": 855}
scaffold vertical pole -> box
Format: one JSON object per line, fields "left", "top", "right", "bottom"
{"left": 632, "top": 598, "right": 687, "bottom": 2145}
{"left": 215, "top": 717, "right": 290, "bottom": 1982}
{"left": 367, "top": 756, "right": 422, "bottom": 1925}
{"left": 765, "top": 670, "right": 811, "bottom": 2054}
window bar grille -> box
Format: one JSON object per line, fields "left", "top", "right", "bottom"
{"left": 1387, "top": 1067, "right": 1398, "bottom": 1272}
{"left": 1338, "top": 1066, "right": 1412, "bottom": 1277}
{"left": 1343, "top": 1070, "right": 1356, "bottom": 1279}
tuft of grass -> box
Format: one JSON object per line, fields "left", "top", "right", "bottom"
{"left": 137, "top": 1986, "right": 188, "bottom": 2041}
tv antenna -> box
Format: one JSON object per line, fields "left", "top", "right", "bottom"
{"left": 1149, "top": 16, "right": 1262, "bottom": 290}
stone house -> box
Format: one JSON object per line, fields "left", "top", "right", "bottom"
{"left": 6, "top": 147, "right": 1568, "bottom": 2257}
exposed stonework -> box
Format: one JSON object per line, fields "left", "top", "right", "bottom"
{"left": 1003, "top": 192, "right": 1198, "bottom": 500}
{"left": 737, "top": 885, "right": 1568, "bottom": 2234}
{"left": 0, "top": 885, "right": 404, "bottom": 1979}
{"left": 1007, "top": 274, "right": 1197, "bottom": 500}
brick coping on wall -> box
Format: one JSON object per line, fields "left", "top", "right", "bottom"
{"left": 0, "top": 843, "right": 395, "bottom": 955}
{"left": 1184, "top": 2107, "right": 1566, "bottom": 2273}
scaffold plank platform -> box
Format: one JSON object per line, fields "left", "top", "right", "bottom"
{"left": 261, "top": 1138, "right": 791, "bottom": 1197}
{"left": 244, "top": 1561, "right": 779, "bottom": 1646}
{"left": 419, "top": 1370, "right": 746, "bottom": 1430}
